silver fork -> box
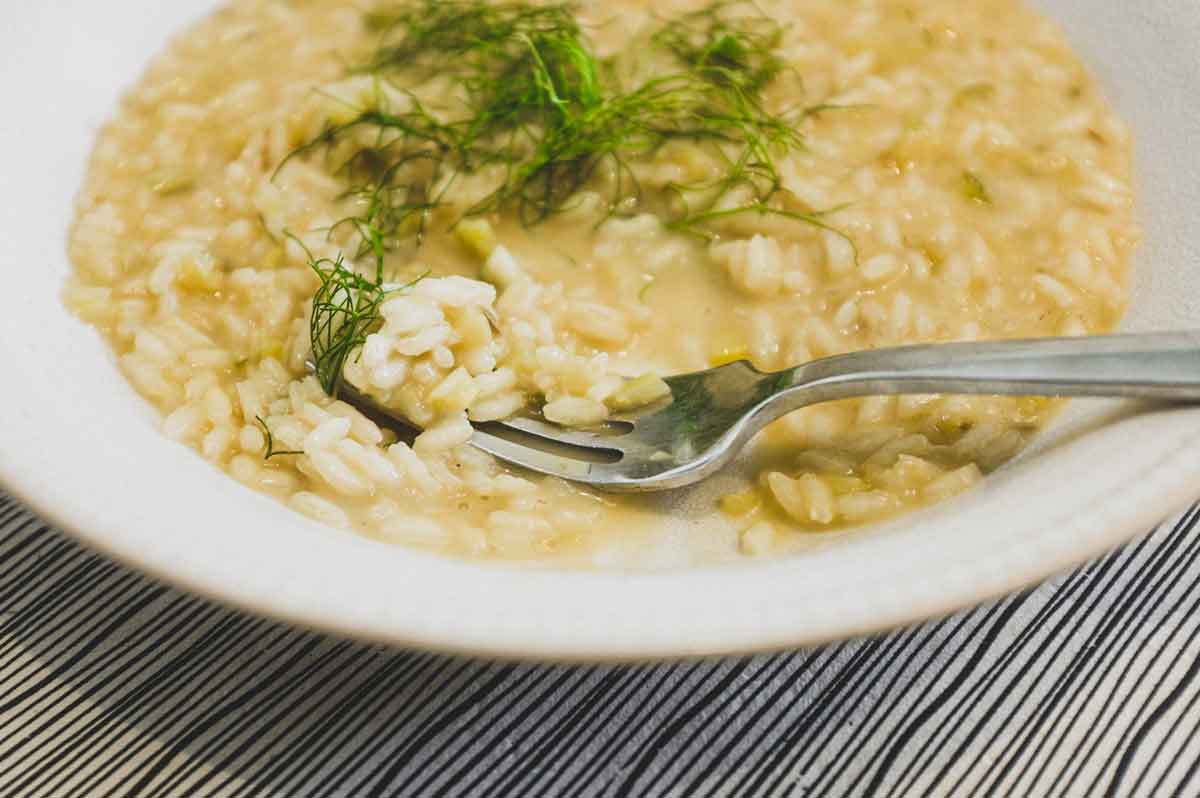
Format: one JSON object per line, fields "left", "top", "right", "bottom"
{"left": 332, "top": 332, "right": 1200, "bottom": 492}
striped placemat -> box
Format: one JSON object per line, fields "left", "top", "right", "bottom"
{"left": 2, "top": 492, "right": 1199, "bottom": 797}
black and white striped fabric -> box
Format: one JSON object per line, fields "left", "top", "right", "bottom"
{"left": 2, "top": 492, "right": 1199, "bottom": 798}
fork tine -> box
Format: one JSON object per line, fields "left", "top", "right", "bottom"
{"left": 469, "top": 427, "right": 610, "bottom": 481}
{"left": 472, "top": 428, "right": 698, "bottom": 492}
{"left": 497, "top": 415, "right": 632, "bottom": 453}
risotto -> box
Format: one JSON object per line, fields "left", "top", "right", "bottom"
{"left": 65, "top": 0, "right": 1137, "bottom": 566}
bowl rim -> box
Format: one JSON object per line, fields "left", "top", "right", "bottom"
{"left": 4, "top": 406, "right": 1199, "bottom": 662}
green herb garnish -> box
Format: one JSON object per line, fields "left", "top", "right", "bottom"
{"left": 281, "top": 0, "right": 843, "bottom": 252}
{"left": 953, "top": 82, "right": 995, "bottom": 107}
{"left": 650, "top": 0, "right": 787, "bottom": 94}
{"left": 255, "top": 415, "right": 302, "bottom": 459}
{"left": 280, "top": 0, "right": 858, "bottom": 398}
{"left": 287, "top": 232, "right": 426, "bottom": 396}
{"left": 962, "top": 170, "right": 992, "bottom": 205}
{"left": 638, "top": 276, "right": 657, "bottom": 303}
{"left": 307, "top": 251, "right": 392, "bottom": 395}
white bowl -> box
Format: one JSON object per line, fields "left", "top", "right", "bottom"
{"left": 2, "top": 0, "right": 1199, "bottom": 661}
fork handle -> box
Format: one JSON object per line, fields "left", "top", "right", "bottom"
{"left": 773, "top": 332, "right": 1200, "bottom": 413}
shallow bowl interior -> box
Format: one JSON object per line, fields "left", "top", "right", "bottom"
{"left": 1, "top": 0, "right": 1198, "bottom": 659}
